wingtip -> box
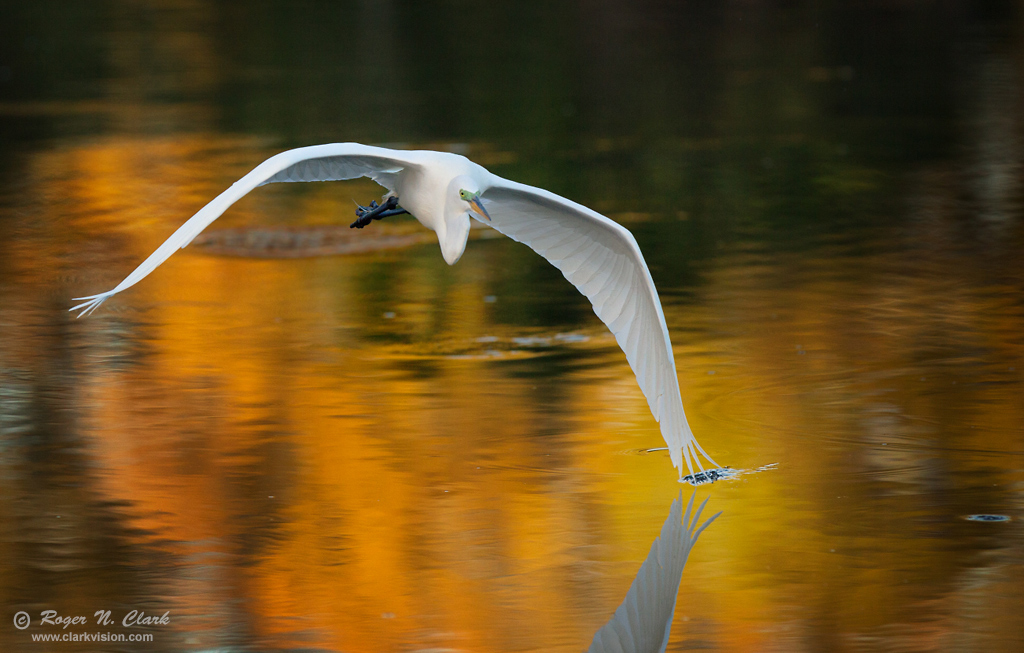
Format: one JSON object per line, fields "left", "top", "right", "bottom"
{"left": 69, "top": 292, "right": 112, "bottom": 318}
{"left": 691, "top": 510, "right": 723, "bottom": 542}
{"left": 677, "top": 438, "right": 722, "bottom": 483}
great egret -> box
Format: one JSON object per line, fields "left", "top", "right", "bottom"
{"left": 587, "top": 492, "right": 720, "bottom": 653}
{"left": 70, "top": 143, "right": 719, "bottom": 477}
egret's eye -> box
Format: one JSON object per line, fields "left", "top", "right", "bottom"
{"left": 459, "top": 190, "right": 470, "bottom": 200}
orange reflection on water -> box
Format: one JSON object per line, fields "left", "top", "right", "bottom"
{"left": 1, "top": 134, "right": 1022, "bottom": 653}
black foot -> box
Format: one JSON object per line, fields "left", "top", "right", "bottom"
{"left": 351, "top": 196, "right": 409, "bottom": 229}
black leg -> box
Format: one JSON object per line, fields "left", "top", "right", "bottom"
{"left": 351, "top": 196, "right": 409, "bottom": 229}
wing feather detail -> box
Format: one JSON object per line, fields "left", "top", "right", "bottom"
{"left": 481, "top": 179, "right": 716, "bottom": 475}
{"left": 259, "top": 152, "right": 406, "bottom": 187}
{"left": 70, "top": 144, "right": 419, "bottom": 317}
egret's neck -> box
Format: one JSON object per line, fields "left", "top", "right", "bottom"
{"left": 438, "top": 212, "right": 471, "bottom": 265}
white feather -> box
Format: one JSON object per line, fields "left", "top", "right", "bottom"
{"left": 70, "top": 144, "right": 419, "bottom": 316}
{"left": 480, "top": 179, "right": 718, "bottom": 475}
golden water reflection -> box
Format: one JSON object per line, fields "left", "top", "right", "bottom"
{"left": 1, "top": 129, "right": 1022, "bottom": 652}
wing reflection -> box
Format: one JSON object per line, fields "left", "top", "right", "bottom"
{"left": 587, "top": 493, "right": 720, "bottom": 653}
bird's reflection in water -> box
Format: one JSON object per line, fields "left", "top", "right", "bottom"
{"left": 587, "top": 493, "right": 720, "bottom": 653}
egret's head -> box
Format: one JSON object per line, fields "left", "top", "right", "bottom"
{"left": 458, "top": 188, "right": 492, "bottom": 222}
{"left": 436, "top": 176, "right": 484, "bottom": 266}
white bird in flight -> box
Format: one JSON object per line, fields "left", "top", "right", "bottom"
{"left": 70, "top": 143, "right": 719, "bottom": 478}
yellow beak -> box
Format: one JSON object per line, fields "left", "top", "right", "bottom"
{"left": 469, "top": 197, "right": 492, "bottom": 221}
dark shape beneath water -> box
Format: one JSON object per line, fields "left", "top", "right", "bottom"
{"left": 964, "top": 514, "right": 1011, "bottom": 522}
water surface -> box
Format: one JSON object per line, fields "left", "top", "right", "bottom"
{"left": 1, "top": 2, "right": 1023, "bottom": 651}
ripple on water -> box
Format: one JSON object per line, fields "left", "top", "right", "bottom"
{"left": 433, "top": 330, "right": 601, "bottom": 360}
{"left": 191, "top": 225, "right": 431, "bottom": 257}
{"left": 963, "top": 514, "right": 1011, "bottom": 522}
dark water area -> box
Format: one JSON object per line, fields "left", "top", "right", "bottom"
{"left": 1, "top": 2, "right": 1023, "bottom": 651}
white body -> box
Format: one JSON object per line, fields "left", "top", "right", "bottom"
{"left": 71, "top": 143, "right": 719, "bottom": 477}
{"left": 388, "top": 150, "right": 490, "bottom": 264}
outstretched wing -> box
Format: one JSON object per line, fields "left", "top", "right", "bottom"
{"left": 587, "top": 492, "right": 721, "bottom": 653}
{"left": 70, "top": 143, "right": 420, "bottom": 316}
{"left": 480, "top": 177, "right": 716, "bottom": 476}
